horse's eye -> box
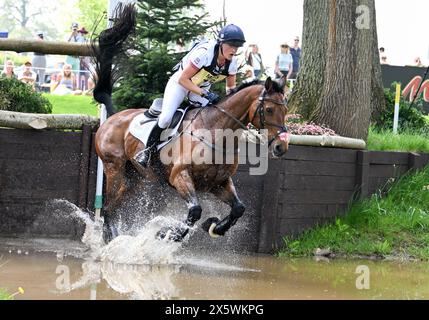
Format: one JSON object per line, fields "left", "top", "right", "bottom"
{"left": 266, "top": 107, "right": 273, "bottom": 114}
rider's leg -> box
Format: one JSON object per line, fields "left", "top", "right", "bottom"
{"left": 202, "top": 177, "right": 245, "bottom": 237}
{"left": 135, "top": 122, "right": 163, "bottom": 167}
{"left": 135, "top": 78, "right": 187, "bottom": 167}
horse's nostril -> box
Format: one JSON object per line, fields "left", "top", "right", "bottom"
{"left": 275, "top": 144, "right": 282, "bottom": 153}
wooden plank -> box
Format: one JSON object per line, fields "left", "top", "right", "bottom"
{"left": 368, "top": 177, "right": 396, "bottom": 195}
{"left": 257, "top": 159, "right": 282, "bottom": 253}
{"left": 277, "top": 217, "right": 329, "bottom": 239}
{"left": 280, "top": 190, "right": 354, "bottom": 205}
{"left": 0, "top": 189, "right": 77, "bottom": 201}
{"left": 284, "top": 160, "right": 356, "bottom": 177}
{"left": 284, "top": 145, "right": 357, "bottom": 163}
{"left": 369, "top": 164, "right": 408, "bottom": 178}
{"left": 278, "top": 204, "right": 349, "bottom": 219}
{"left": 408, "top": 152, "right": 427, "bottom": 171}
{"left": 0, "top": 128, "right": 82, "bottom": 146}
{"left": 0, "top": 159, "right": 80, "bottom": 174}
{"left": 369, "top": 151, "right": 409, "bottom": 165}
{"left": 279, "top": 204, "right": 327, "bottom": 219}
{"left": 282, "top": 175, "right": 356, "bottom": 191}
{"left": 0, "top": 142, "right": 80, "bottom": 160}
{"left": 1, "top": 174, "right": 78, "bottom": 190}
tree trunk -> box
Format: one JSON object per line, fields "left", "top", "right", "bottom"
{"left": 0, "top": 39, "right": 94, "bottom": 56}
{"left": 369, "top": 2, "right": 386, "bottom": 121}
{"left": 288, "top": 0, "right": 385, "bottom": 140}
{"left": 287, "top": 0, "right": 329, "bottom": 117}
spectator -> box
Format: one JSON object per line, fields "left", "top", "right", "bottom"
{"left": 289, "top": 36, "right": 301, "bottom": 79}
{"left": 379, "top": 47, "right": 388, "bottom": 64}
{"left": 414, "top": 57, "right": 425, "bottom": 67}
{"left": 51, "top": 63, "right": 82, "bottom": 95}
{"left": 18, "top": 60, "right": 37, "bottom": 89}
{"left": 246, "top": 44, "right": 264, "bottom": 78}
{"left": 1, "top": 60, "right": 17, "bottom": 78}
{"left": 66, "top": 22, "right": 85, "bottom": 77}
{"left": 77, "top": 27, "right": 91, "bottom": 90}
{"left": 275, "top": 43, "right": 293, "bottom": 81}
{"left": 32, "top": 31, "right": 47, "bottom": 87}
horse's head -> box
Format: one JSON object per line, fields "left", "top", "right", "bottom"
{"left": 249, "top": 77, "right": 289, "bottom": 157}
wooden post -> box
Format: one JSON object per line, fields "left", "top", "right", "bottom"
{"left": 257, "top": 159, "right": 282, "bottom": 253}
{"left": 78, "top": 125, "right": 92, "bottom": 208}
{"left": 354, "top": 150, "right": 370, "bottom": 200}
{"left": 408, "top": 152, "right": 423, "bottom": 171}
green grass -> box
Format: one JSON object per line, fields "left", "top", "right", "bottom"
{"left": 367, "top": 127, "right": 429, "bottom": 153}
{"left": 278, "top": 165, "right": 429, "bottom": 260}
{"left": 0, "top": 288, "right": 11, "bottom": 300}
{"left": 43, "top": 94, "right": 99, "bottom": 116}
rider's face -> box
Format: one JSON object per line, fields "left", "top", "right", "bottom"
{"left": 221, "top": 43, "right": 239, "bottom": 60}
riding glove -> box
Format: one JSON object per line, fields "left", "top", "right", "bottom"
{"left": 204, "top": 91, "right": 221, "bottom": 105}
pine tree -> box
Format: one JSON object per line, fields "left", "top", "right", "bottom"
{"left": 112, "top": 0, "right": 220, "bottom": 109}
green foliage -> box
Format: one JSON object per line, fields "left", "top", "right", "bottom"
{"left": 76, "top": 0, "right": 107, "bottom": 35}
{"left": 0, "top": 77, "right": 52, "bottom": 113}
{"left": 113, "top": 0, "right": 220, "bottom": 109}
{"left": 374, "top": 83, "right": 429, "bottom": 133}
{"left": 279, "top": 165, "right": 429, "bottom": 261}
{"left": 0, "top": 288, "right": 11, "bottom": 300}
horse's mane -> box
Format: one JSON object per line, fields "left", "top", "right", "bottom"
{"left": 227, "top": 79, "right": 284, "bottom": 97}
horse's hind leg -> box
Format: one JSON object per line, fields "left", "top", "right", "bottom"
{"left": 202, "top": 177, "right": 245, "bottom": 237}
{"left": 102, "top": 160, "right": 127, "bottom": 243}
{"left": 158, "top": 168, "right": 201, "bottom": 242}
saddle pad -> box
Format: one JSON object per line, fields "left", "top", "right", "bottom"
{"left": 129, "top": 107, "right": 189, "bottom": 151}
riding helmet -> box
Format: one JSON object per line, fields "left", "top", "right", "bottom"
{"left": 218, "top": 24, "right": 246, "bottom": 47}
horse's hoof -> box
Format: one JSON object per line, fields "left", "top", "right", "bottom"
{"left": 201, "top": 217, "right": 221, "bottom": 238}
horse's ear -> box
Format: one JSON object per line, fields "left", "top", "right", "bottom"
{"left": 265, "top": 77, "right": 273, "bottom": 92}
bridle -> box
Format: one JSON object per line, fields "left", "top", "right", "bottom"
{"left": 213, "top": 89, "right": 288, "bottom": 147}
{"left": 251, "top": 89, "right": 288, "bottom": 146}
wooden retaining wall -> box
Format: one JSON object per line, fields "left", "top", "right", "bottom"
{"left": 0, "top": 128, "right": 428, "bottom": 253}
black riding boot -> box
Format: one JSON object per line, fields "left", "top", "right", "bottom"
{"left": 135, "top": 123, "right": 163, "bottom": 167}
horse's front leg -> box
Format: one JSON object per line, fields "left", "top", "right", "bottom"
{"left": 157, "top": 168, "right": 201, "bottom": 242}
{"left": 202, "top": 177, "right": 245, "bottom": 237}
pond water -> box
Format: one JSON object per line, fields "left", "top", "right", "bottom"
{"left": 1, "top": 243, "right": 428, "bottom": 300}
{"left": 1, "top": 201, "right": 428, "bottom": 300}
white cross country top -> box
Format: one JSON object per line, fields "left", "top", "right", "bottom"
{"left": 174, "top": 39, "right": 238, "bottom": 88}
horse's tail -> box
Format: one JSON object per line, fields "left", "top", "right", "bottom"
{"left": 91, "top": 3, "right": 137, "bottom": 117}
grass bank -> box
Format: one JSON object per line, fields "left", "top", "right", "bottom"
{"left": 278, "top": 165, "right": 429, "bottom": 261}
{"left": 0, "top": 288, "right": 11, "bottom": 300}
{"left": 43, "top": 94, "right": 99, "bottom": 116}
{"left": 367, "top": 127, "right": 429, "bottom": 153}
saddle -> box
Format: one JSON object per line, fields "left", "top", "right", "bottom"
{"left": 129, "top": 98, "right": 197, "bottom": 150}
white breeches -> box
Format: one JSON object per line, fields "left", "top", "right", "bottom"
{"left": 157, "top": 73, "right": 210, "bottom": 129}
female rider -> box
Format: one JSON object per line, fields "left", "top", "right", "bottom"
{"left": 135, "top": 24, "right": 246, "bottom": 167}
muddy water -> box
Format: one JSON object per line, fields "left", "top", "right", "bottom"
{"left": 1, "top": 201, "right": 428, "bottom": 300}
{"left": 1, "top": 247, "right": 428, "bottom": 300}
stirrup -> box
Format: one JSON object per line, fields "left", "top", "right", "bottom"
{"left": 135, "top": 146, "right": 156, "bottom": 167}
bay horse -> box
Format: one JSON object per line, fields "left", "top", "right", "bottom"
{"left": 92, "top": 5, "right": 289, "bottom": 243}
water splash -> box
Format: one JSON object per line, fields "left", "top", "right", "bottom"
{"left": 50, "top": 199, "right": 185, "bottom": 265}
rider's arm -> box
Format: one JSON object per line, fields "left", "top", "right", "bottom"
{"left": 178, "top": 63, "right": 206, "bottom": 96}
{"left": 226, "top": 74, "right": 236, "bottom": 94}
